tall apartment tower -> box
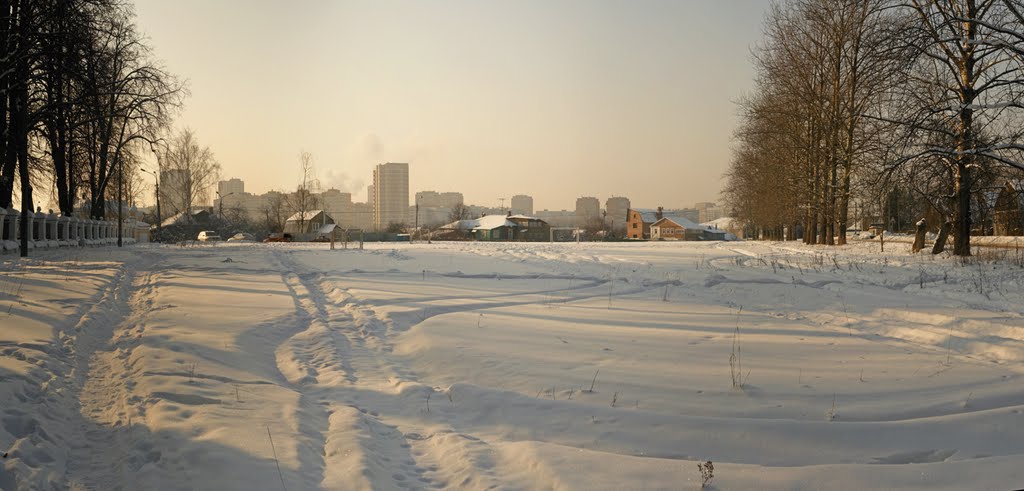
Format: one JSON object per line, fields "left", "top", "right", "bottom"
{"left": 511, "top": 195, "right": 534, "bottom": 215}
{"left": 605, "top": 197, "right": 631, "bottom": 229}
{"left": 372, "top": 162, "right": 409, "bottom": 231}
{"left": 575, "top": 196, "right": 601, "bottom": 226}
{"left": 218, "top": 178, "right": 245, "bottom": 197}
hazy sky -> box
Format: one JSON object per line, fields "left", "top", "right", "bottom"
{"left": 132, "top": 0, "right": 772, "bottom": 211}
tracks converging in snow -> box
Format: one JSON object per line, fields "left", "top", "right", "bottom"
{"left": 272, "top": 249, "right": 506, "bottom": 489}
{"left": 3, "top": 241, "right": 1024, "bottom": 489}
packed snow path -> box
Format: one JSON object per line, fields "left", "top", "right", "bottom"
{"left": 2, "top": 241, "right": 1024, "bottom": 489}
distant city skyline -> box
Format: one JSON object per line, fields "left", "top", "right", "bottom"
{"left": 210, "top": 166, "right": 724, "bottom": 214}
{"left": 129, "top": 0, "right": 773, "bottom": 211}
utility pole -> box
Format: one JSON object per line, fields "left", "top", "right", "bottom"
{"left": 414, "top": 199, "right": 419, "bottom": 243}
{"left": 499, "top": 197, "right": 506, "bottom": 213}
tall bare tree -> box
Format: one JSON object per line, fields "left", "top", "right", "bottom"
{"left": 159, "top": 128, "right": 219, "bottom": 219}
{"left": 285, "top": 151, "right": 320, "bottom": 232}
{"left": 881, "top": 0, "right": 1024, "bottom": 255}
{"left": 725, "top": 0, "right": 902, "bottom": 244}
{"left": 259, "top": 191, "right": 288, "bottom": 233}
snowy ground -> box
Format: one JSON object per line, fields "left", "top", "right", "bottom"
{"left": 1, "top": 240, "right": 1023, "bottom": 490}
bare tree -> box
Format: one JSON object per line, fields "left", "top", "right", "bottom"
{"left": 725, "top": 0, "right": 901, "bottom": 243}
{"left": 881, "top": 0, "right": 1024, "bottom": 255}
{"left": 259, "top": 191, "right": 288, "bottom": 233}
{"left": 159, "top": 128, "right": 219, "bottom": 219}
{"left": 448, "top": 202, "right": 471, "bottom": 222}
{"left": 285, "top": 151, "right": 320, "bottom": 233}
{"left": 80, "top": 5, "right": 181, "bottom": 219}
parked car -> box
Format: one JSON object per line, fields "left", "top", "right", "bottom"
{"left": 227, "top": 232, "right": 255, "bottom": 242}
{"left": 263, "top": 232, "right": 293, "bottom": 243}
{"left": 197, "top": 231, "right": 222, "bottom": 241}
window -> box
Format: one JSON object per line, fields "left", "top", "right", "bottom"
{"left": 632, "top": 222, "right": 638, "bottom": 229}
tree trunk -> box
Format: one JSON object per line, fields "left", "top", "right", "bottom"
{"left": 933, "top": 221, "right": 952, "bottom": 254}
{"left": 912, "top": 219, "right": 927, "bottom": 253}
{"left": 0, "top": 0, "right": 11, "bottom": 210}
{"left": 951, "top": 0, "right": 977, "bottom": 256}
{"left": 952, "top": 171, "right": 971, "bottom": 256}
{"left": 13, "top": 0, "right": 29, "bottom": 256}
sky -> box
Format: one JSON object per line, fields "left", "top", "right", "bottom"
{"left": 131, "top": 0, "right": 772, "bottom": 211}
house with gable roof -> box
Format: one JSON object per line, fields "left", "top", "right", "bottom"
{"left": 627, "top": 207, "right": 727, "bottom": 241}
{"left": 435, "top": 212, "right": 550, "bottom": 241}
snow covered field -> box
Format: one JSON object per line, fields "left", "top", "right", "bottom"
{"left": 2, "top": 240, "right": 1024, "bottom": 490}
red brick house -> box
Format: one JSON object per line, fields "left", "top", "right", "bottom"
{"left": 626, "top": 208, "right": 663, "bottom": 239}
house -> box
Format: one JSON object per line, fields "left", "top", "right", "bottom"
{"left": 651, "top": 216, "right": 704, "bottom": 240}
{"left": 505, "top": 215, "right": 551, "bottom": 241}
{"left": 284, "top": 210, "right": 335, "bottom": 237}
{"left": 650, "top": 215, "right": 729, "bottom": 241}
{"left": 994, "top": 182, "right": 1024, "bottom": 236}
{"left": 473, "top": 215, "right": 516, "bottom": 240}
{"left": 435, "top": 213, "right": 550, "bottom": 241}
{"left": 626, "top": 208, "right": 668, "bottom": 239}
{"left": 159, "top": 208, "right": 214, "bottom": 228}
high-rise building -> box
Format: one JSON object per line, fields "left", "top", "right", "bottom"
{"left": 416, "top": 191, "right": 441, "bottom": 208}
{"left": 218, "top": 178, "right": 245, "bottom": 198}
{"left": 669, "top": 208, "right": 700, "bottom": 223}
{"left": 320, "top": 188, "right": 353, "bottom": 225}
{"left": 700, "top": 206, "right": 726, "bottom": 223}
{"left": 438, "top": 192, "right": 463, "bottom": 208}
{"left": 160, "top": 168, "right": 191, "bottom": 215}
{"left": 417, "top": 191, "right": 464, "bottom": 209}
{"left": 575, "top": 197, "right": 601, "bottom": 226}
{"left": 605, "top": 197, "right": 630, "bottom": 229}
{"left": 373, "top": 162, "right": 409, "bottom": 231}
{"left": 511, "top": 195, "right": 534, "bottom": 215}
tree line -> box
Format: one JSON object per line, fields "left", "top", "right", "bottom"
{"left": 0, "top": 0, "right": 191, "bottom": 256}
{"left": 724, "top": 0, "right": 1024, "bottom": 256}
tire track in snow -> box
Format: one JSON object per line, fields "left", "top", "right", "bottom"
{"left": 272, "top": 249, "right": 507, "bottom": 489}
{"left": 274, "top": 251, "right": 429, "bottom": 489}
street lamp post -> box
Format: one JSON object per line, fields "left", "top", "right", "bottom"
{"left": 217, "top": 191, "right": 235, "bottom": 219}
{"left": 140, "top": 167, "right": 161, "bottom": 240}
{"left": 148, "top": 145, "right": 163, "bottom": 240}
{"left": 117, "top": 153, "right": 124, "bottom": 247}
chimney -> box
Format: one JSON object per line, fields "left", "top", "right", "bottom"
{"left": 656, "top": 207, "right": 663, "bottom": 220}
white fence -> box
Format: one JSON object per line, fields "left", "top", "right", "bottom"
{"left": 0, "top": 207, "right": 150, "bottom": 254}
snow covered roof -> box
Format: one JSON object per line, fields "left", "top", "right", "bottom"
{"left": 653, "top": 215, "right": 705, "bottom": 230}
{"left": 472, "top": 215, "right": 516, "bottom": 231}
{"left": 286, "top": 210, "right": 328, "bottom": 222}
{"left": 160, "top": 208, "right": 212, "bottom": 227}
{"left": 438, "top": 215, "right": 520, "bottom": 231}
{"left": 632, "top": 209, "right": 662, "bottom": 223}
